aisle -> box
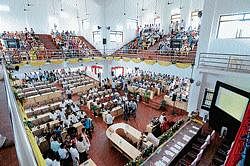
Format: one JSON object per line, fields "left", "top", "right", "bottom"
{"left": 80, "top": 102, "right": 163, "bottom": 166}
{"left": 0, "top": 65, "right": 18, "bottom": 166}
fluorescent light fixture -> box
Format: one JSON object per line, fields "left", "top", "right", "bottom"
{"left": 0, "top": 5, "right": 10, "bottom": 12}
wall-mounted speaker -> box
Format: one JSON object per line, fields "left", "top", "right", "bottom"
{"left": 103, "top": 38, "right": 107, "bottom": 45}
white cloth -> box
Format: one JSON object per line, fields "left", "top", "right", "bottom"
{"left": 147, "top": 133, "right": 159, "bottom": 147}
{"left": 45, "top": 158, "right": 53, "bottom": 166}
{"left": 52, "top": 160, "right": 60, "bottom": 166}
{"left": 159, "top": 115, "right": 165, "bottom": 124}
{"left": 76, "top": 141, "right": 87, "bottom": 153}
{"left": 58, "top": 148, "right": 68, "bottom": 159}
{"left": 69, "top": 147, "right": 79, "bottom": 162}
{"left": 106, "top": 114, "right": 113, "bottom": 125}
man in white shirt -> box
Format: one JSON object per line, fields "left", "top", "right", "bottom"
{"left": 58, "top": 143, "right": 68, "bottom": 160}
{"left": 66, "top": 87, "right": 72, "bottom": 99}
{"left": 71, "top": 104, "right": 80, "bottom": 113}
{"left": 145, "top": 132, "right": 159, "bottom": 151}
{"left": 45, "top": 157, "right": 53, "bottom": 166}
{"left": 70, "top": 144, "right": 79, "bottom": 166}
{"left": 49, "top": 111, "right": 58, "bottom": 121}
{"left": 69, "top": 113, "right": 79, "bottom": 124}
{"left": 60, "top": 100, "right": 66, "bottom": 109}
{"left": 65, "top": 99, "right": 73, "bottom": 105}
{"left": 106, "top": 112, "right": 114, "bottom": 127}
{"left": 159, "top": 113, "right": 166, "bottom": 124}
{"left": 76, "top": 137, "right": 88, "bottom": 163}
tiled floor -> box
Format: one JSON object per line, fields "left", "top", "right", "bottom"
{"left": 0, "top": 65, "right": 18, "bottom": 166}
{"left": 80, "top": 94, "right": 186, "bottom": 166}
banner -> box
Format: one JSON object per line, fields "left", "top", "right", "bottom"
{"left": 158, "top": 61, "right": 172, "bottom": 66}
{"left": 175, "top": 63, "right": 192, "bottom": 69}
{"left": 144, "top": 60, "right": 157, "bottom": 65}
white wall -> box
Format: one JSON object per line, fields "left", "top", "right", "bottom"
{"left": 13, "top": 60, "right": 192, "bottom": 80}
{"left": 199, "top": 0, "right": 250, "bottom": 55}
{"left": 0, "top": 0, "right": 204, "bottom": 51}
{"left": 189, "top": 0, "right": 250, "bottom": 120}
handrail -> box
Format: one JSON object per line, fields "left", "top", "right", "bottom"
{"left": 200, "top": 52, "right": 250, "bottom": 57}
{"left": 198, "top": 52, "right": 250, "bottom": 73}
{"left": 2, "top": 64, "right": 38, "bottom": 166}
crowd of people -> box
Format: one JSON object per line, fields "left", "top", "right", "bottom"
{"left": 114, "top": 70, "right": 191, "bottom": 102}
{"left": 50, "top": 30, "right": 94, "bottom": 56}
{"left": 120, "top": 19, "right": 199, "bottom": 57}
{"left": 124, "top": 23, "right": 164, "bottom": 51}
{"left": 0, "top": 28, "right": 46, "bottom": 62}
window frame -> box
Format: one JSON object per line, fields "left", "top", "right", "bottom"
{"left": 217, "top": 13, "right": 250, "bottom": 39}
{"left": 201, "top": 88, "right": 214, "bottom": 111}
{"left": 109, "top": 31, "right": 123, "bottom": 43}
{"left": 92, "top": 31, "right": 101, "bottom": 43}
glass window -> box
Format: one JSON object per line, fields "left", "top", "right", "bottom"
{"left": 110, "top": 31, "right": 123, "bottom": 43}
{"left": 218, "top": 13, "right": 250, "bottom": 38}
{"left": 171, "top": 14, "right": 181, "bottom": 23}
{"left": 201, "top": 88, "right": 214, "bottom": 111}
{"left": 191, "top": 11, "right": 200, "bottom": 30}
{"left": 93, "top": 31, "right": 101, "bottom": 43}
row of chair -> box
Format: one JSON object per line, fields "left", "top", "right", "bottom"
{"left": 178, "top": 130, "right": 215, "bottom": 166}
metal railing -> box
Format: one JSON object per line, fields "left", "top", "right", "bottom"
{"left": 198, "top": 52, "right": 250, "bottom": 73}
{"left": 1, "top": 48, "right": 197, "bottom": 64}
{"left": 2, "top": 64, "right": 37, "bottom": 166}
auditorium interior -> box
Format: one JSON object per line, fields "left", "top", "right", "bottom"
{"left": 0, "top": 0, "right": 250, "bottom": 166}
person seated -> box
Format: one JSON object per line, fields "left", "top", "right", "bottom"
{"left": 71, "top": 104, "right": 80, "bottom": 113}
{"left": 76, "top": 111, "right": 86, "bottom": 120}
{"left": 69, "top": 113, "right": 79, "bottom": 124}
{"left": 65, "top": 98, "right": 73, "bottom": 105}
{"left": 60, "top": 100, "right": 66, "bottom": 110}
{"left": 63, "top": 115, "right": 71, "bottom": 128}
{"left": 49, "top": 110, "right": 58, "bottom": 120}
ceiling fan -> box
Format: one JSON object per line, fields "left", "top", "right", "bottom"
{"left": 167, "top": 0, "right": 174, "bottom": 5}
{"left": 141, "top": 0, "right": 149, "bottom": 12}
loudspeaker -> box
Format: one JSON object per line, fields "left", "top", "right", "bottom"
{"left": 103, "top": 38, "right": 107, "bottom": 45}
{"left": 172, "top": 93, "right": 177, "bottom": 101}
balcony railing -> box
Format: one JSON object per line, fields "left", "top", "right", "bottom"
{"left": 1, "top": 48, "right": 196, "bottom": 64}
{"left": 2, "top": 64, "right": 37, "bottom": 166}
{"left": 198, "top": 53, "right": 250, "bottom": 73}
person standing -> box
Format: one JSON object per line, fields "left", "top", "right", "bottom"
{"left": 76, "top": 137, "right": 88, "bottom": 164}
{"left": 106, "top": 112, "right": 114, "bottom": 128}
{"left": 69, "top": 144, "right": 79, "bottom": 166}
{"left": 66, "top": 87, "right": 72, "bottom": 99}
{"left": 83, "top": 116, "right": 93, "bottom": 139}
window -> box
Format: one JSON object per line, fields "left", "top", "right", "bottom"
{"left": 191, "top": 11, "right": 200, "bottom": 30}
{"left": 201, "top": 88, "right": 214, "bottom": 111}
{"left": 110, "top": 31, "right": 123, "bottom": 43}
{"left": 171, "top": 14, "right": 181, "bottom": 23}
{"left": 93, "top": 31, "right": 101, "bottom": 43}
{"left": 217, "top": 13, "right": 250, "bottom": 38}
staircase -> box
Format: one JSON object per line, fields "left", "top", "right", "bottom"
{"left": 77, "top": 36, "right": 102, "bottom": 56}
{"left": 37, "top": 34, "right": 63, "bottom": 59}
{"left": 37, "top": 34, "right": 58, "bottom": 50}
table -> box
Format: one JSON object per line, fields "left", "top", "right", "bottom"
{"left": 25, "top": 101, "right": 61, "bottom": 117}
{"left": 102, "top": 106, "right": 123, "bottom": 122}
{"left": 128, "top": 85, "right": 154, "bottom": 99}
{"left": 106, "top": 123, "right": 152, "bottom": 160}
{"left": 143, "top": 120, "right": 202, "bottom": 165}
{"left": 164, "top": 95, "right": 188, "bottom": 111}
